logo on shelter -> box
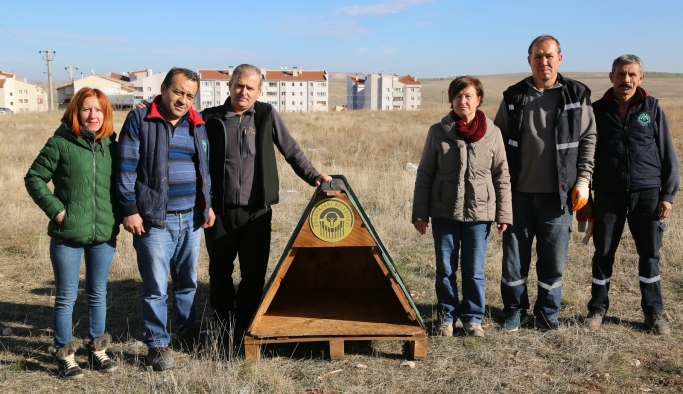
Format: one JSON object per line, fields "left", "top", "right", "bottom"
{"left": 310, "top": 198, "right": 354, "bottom": 242}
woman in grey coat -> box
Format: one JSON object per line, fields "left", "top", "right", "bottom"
{"left": 412, "top": 76, "right": 512, "bottom": 338}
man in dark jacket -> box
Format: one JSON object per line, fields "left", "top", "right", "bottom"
{"left": 202, "top": 64, "right": 331, "bottom": 340}
{"left": 584, "top": 54, "right": 679, "bottom": 335}
{"left": 494, "top": 35, "right": 597, "bottom": 331}
{"left": 116, "top": 68, "right": 215, "bottom": 371}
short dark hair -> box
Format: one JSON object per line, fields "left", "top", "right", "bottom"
{"left": 611, "top": 54, "right": 643, "bottom": 74}
{"left": 528, "top": 34, "right": 561, "bottom": 55}
{"left": 162, "top": 67, "right": 200, "bottom": 88}
{"left": 448, "top": 76, "right": 484, "bottom": 108}
{"left": 230, "top": 64, "right": 263, "bottom": 88}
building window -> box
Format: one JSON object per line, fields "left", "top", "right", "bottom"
{"left": 269, "top": 82, "right": 277, "bottom": 87}
{"left": 216, "top": 82, "right": 220, "bottom": 86}
{"left": 292, "top": 83, "right": 295, "bottom": 86}
{"left": 411, "top": 88, "right": 415, "bottom": 92}
{"left": 292, "top": 92, "right": 295, "bottom": 96}
{"left": 300, "top": 92, "right": 303, "bottom": 96}
{"left": 300, "top": 101, "right": 303, "bottom": 105}
{"left": 317, "top": 101, "right": 326, "bottom": 106}
{"left": 266, "top": 92, "right": 277, "bottom": 96}
{"left": 281, "top": 92, "right": 286, "bottom": 96}
{"left": 318, "top": 82, "right": 327, "bottom": 87}
{"left": 292, "top": 101, "right": 295, "bottom": 105}
{"left": 310, "top": 82, "right": 313, "bottom": 87}
{"left": 281, "top": 82, "right": 285, "bottom": 86}
{"left": 309, "top": 101, "right": 313, "bottom": 106}
{"left": 281, "top": 101, "right": 285, "bottom": 105}
{"left": 386, "top": 88, "right": 389, "bottom": 92}
{"left": 394, "top": 88, "right": 402, "bottom": 92}
{"left": 202, "top": 81, "right": 211, "bottom": 87}
{"left": 309, "top": 92, "right": 313, "bottom": 96}
{"left": 386, "top": 105, "right": 389, "bottom": 109}
{"left": 300, "top": 83, "right": 303, "bottom": 86}
{"left": 411, "top": 105, "right": 414, "bottom": 109}
{"left": 386, "top": 97, "right": 390, "bottom": 101}
{"left": 147, "top": 87, "right": 151, "bottom": 91}
{"left": 411, "top": 96, "right": 414, "bottom": 100}
{"left": 316, "top": 92, "right": 326, "bottom": 97}
{"left": 9, "top": 92, "right": 12, "bottom": 96}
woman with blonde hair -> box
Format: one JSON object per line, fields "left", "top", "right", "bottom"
{"left": 412, "top": 76, "right": 512, "bottom": 338}
{"left": 25, "top": 88, "right": 119, "bottom": 379}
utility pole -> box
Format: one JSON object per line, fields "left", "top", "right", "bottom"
{"left": 65, "top": 65, "right": 78, "bottom": 83}
{"left": 39, "top": 50, "right": 56, "bottom": 112}
{"left": 441, "top": 91, "right": 444, "bottom": 109}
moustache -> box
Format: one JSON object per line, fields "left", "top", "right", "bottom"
{"left": 619, "top": 83, "right": 632, "bottom": 88}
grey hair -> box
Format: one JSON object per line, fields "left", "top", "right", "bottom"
{"left": 528, "top": 34, "right": 561, "bottom": 55}
{"left": 231, "top": 64, "right": 264, "bottom": 88}
{"left": 162, "top": 67, "right": 200, "bottom": 88}
{"left": 611, "top": 54, "right": 643, "bottom": 74}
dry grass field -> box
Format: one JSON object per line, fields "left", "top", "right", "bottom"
{"left": 1, "top": 73, "right": 683, "bottom": 393}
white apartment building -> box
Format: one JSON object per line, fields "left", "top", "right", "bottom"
{"left": 128, "top": 69, "right": 153, "bottom": 101}
{"left": 347, "top": 73, "right": 421, "bottom": 111}
{"left": 196, "top": 67, "right": 329, "bottom": 112}
{"left": 0, "top": 71, "right": 43, "bottom": 112}
{"left": 57, "top": 74, "right": 135, "bottom": 109}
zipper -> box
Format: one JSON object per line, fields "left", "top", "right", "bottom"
{"left": 91, "top": 145, "right": 97, "bottom": 242}
{"left": 237, "top": 114, "right": 243, "bottom": 204}
{"left": 620, "top": 109, "right": 630, "bottom": 191}
{"left": 215, "top": 118, "right": 228, "bottom": 207}
{"left": 163, "top": 121, "right": 171, "bottom": 228}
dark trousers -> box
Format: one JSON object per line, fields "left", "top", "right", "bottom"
{"left": 204, "top": 206, "right": 272, "bottom": 331}
{"left": 588, "top": 188, "right": 665, "bottom": 316}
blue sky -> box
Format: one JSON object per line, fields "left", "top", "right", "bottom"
{"left": 2, "top": 0, "right": 682, "bottom": 81}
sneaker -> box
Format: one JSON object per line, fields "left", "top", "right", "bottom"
{"left": 584, "top": 312, "right": 604, "bottom": 330}
{"left": 439, "top": 322, "right": 453, "bottom": 337}
{"left": 535, "top": 315, "right": 566, "bottom": 330}
{"left": 85, "top": 334, "right": 118, "bottom": 373}
{"left": 145, "top": 347, "right": 175, "bottom": 371}
{"left": 503, "top": 312, "right": 532, "bottom": 332}
{"left": 57, "top": 341, "right": 83, "bottom": 380}
{"left": 644, "top": 314, "right": 671, "bottom": 335}
{"left": 463, "top": 322, "right": 485, "bottom": 337}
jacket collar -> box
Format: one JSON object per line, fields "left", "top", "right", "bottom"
{"left": 145, "top": 95, "right": 205, "bottom": 127}
{"left": 602, "top": 86, "right": 648, "bottom": 108}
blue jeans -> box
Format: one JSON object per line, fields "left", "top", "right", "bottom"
{"left": 501, "top": 192, "right": 572, "bottom": 320}
{"left": 50, "top": 238, "right": 116, "bottom": 349}
{"left": 133, "top": 211, "right": 201, "bottom": 348}
{"left": 432, "top": 218, "right": 491, "bottom": 324}
{"left": 588, "top": 188, "right": 665, "bottom": 316}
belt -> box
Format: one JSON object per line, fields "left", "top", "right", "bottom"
{"left": 167, "top": 208, "right": 193, "bottom": 215}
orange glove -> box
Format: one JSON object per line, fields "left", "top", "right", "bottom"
{"left": 572, "top": 177, "right": 590, "bottom": 211}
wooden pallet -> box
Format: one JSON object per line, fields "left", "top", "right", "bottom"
{"left": 245, "top": 179, "right": 427, "bottom": 361}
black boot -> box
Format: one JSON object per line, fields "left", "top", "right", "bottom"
{"left": 56, "top": 341, "right": 83, "bottom": 379}
{"left": 85, "top": 333, "right": 118, "bottom": 372}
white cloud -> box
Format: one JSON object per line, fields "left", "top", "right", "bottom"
{"left": 334, "top": 0, "right": 433, "bottom": 17}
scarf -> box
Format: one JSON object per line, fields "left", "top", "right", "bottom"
{"left": 454, "top": 109, "right": 487, "bottom": 143}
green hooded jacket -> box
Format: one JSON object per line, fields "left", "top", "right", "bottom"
{"left": 25, "top": 124, "right": 120, "bottom": 244}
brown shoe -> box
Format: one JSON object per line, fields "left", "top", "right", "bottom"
{"left": 585, "top": 312, "right": 604, "bottom": 330}
{"left": 645, "top": 314, "right": 671, "bottom": 335}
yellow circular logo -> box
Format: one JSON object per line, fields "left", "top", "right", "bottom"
{"left": 309, "top": 198, "right": 354, "bottom": 242}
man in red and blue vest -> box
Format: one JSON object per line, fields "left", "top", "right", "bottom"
{"left": 494, "top": 35, "right": 597, "bottom": 331}
{"left": 116, "top": 68, "right": 215, "bottom": 371}
{"left": 583, "top": 55, "right": 679, "bottom": 335}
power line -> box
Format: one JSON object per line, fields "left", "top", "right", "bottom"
{"left": 0, "top": 25, "right": 37, "bottom": 51}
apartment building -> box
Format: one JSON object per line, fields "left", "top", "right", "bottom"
{"left": 196, "top": 67, "right": 329, "bottom": 112}
{"left": 140, "top": 71, "right": 166, "bottom": 102}
{"left": 347, "top": 73, "right": 421, "bottom": 111}
{"left": 0, "top": 71, "right": 42, "bottom": 112}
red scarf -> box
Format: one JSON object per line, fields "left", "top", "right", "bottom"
{"left": 454, "top": 109, "right": 487, "bottom": 143}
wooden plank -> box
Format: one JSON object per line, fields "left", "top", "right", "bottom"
{"left": 371, "top": 247, "right": 418, "bottom": 322}
{"left": 244, "top": 334, "right": 426, "bottom": 345}
{"left": 248, "top": 249, "right": 298, "bottom": 332}
{"left": 249, "top": 289, "right": 422, "bottom": 338}
{"left": 409, "top": 339, "right": 428, "bottom": 360}
{"left": 293, "top": 193, "right": 376, "bottom": 248}
{"left": 277, "top": 247, "right": 391, "bottom": 291}
{"left": 244, "top": 341, "right": 261, "bottom": 362}
{"left": 329, "top": 339, "right": 345, "bottom": 360}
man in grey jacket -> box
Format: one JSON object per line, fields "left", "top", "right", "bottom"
{"left": 494, "top": 35, "right": 597, "bottom": 330}
{"left": 202, "top": 64, "right": 331, "bottom": 341}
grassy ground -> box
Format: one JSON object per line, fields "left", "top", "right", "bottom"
{"left": 1, "top": 73, "right": 683, "bottom": 393}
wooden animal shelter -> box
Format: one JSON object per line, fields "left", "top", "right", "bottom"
{"left": 244, "top": 176, "right": 427, "bottom": 361}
